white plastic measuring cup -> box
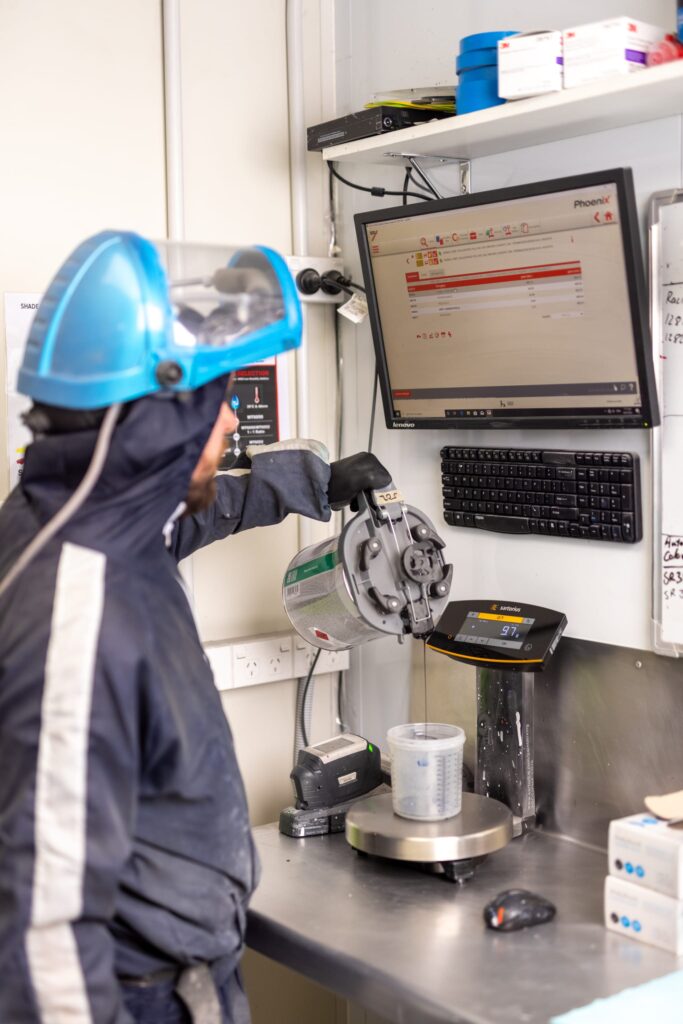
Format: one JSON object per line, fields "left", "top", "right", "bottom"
{"left": 387, "top": 722, "right": 466, "bottom": 821}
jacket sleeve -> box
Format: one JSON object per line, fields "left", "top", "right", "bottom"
{"left": 170, "top": 439, "right": 332, "bottom": 562}
{"left": 0, "top": 545, "right": 138, "bottom": 1023}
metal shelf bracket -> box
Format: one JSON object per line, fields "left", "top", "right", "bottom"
{"left": 386, "top": 152, "right": 471, "bottom": 197}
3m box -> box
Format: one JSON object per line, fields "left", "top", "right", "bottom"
{"left": 498, "top": 31, "right": 563, "bottom": 99}
{"left": 563, "top": 17, "right": 664, "bottom": 89}
{"left": 609, "top": 813, "right": 683, "bottom": 898}
{"left": 605, "top": 875, "right": 683, "bottom": 954}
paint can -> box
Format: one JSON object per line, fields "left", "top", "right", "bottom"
{"left": 283, "top": 489, "right": 452, "bottom": 652}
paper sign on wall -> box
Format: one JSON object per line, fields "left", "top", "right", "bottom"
{"left": 4, "top": 293, "right": 41, "bottom": 490}
{"left": 219, "top": 355, "right": 291, "bottom": 471}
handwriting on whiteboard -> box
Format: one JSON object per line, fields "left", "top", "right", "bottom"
{"left": 662, "top": 535, "right": 683, "bottom": 639}
{"left": 655, "top": 203, "right": 683, "bottom": 647}
{"left": 662, "top": 281, "right": 683, "bottom": 417}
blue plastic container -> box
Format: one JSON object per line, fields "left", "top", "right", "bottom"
{"left": 457, "top": 78, "right": 504, "bottom": 115}
{"left": 455, "top": 29, "right": 518, "bottom": 115}
{"left": 459, "top": 31, "right": 518, "bottom": 52}
{"left": 459, "top": 65, "right": 498, "bottom": 84}
{"left": 456, "top": 47, "right": 498, "bottom": 73}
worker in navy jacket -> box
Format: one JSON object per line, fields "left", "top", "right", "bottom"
{"left": 0, "top": 233, "right": 389, "bottom": 1024}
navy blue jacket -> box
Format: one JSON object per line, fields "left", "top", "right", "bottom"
{"left": 0, "top": 378, "right": 331, "bottom": 1023}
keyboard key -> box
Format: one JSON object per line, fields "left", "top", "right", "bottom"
{"left": 474, "top": 514, "right": 530, "bottom": 534}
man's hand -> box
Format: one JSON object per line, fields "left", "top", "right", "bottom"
{"left": 328, "top": 452, "right": 392, "bottom": 511}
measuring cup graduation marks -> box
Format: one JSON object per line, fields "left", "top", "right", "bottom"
{"left": 388, "top": 723, "right": 466, "bottom": 821}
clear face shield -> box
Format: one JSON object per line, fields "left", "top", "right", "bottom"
{"left": 156, "top": 242, "right": 286, "bottom": 349}
{"left": 150, "top": 241, "right": 302, "bottom": 390}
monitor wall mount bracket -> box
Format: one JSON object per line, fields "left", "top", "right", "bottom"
{"left": 385, "top": 152, "right": 471, "bottom": 198}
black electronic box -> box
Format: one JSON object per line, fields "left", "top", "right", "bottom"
{"left": 307, "top": 106, "right": 451, "bottom": 151}
{"left": 427, "top": 600, "right": 567, "bottom": 672}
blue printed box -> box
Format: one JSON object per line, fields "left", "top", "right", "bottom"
{"left": 605, "top": 875, "right": 683, "bottom": 954}
{"left": 609, "top": 813, "right": 683, "bottom": 899}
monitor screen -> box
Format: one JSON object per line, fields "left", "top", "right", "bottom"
{"left": 355, "top": 169, "right": 658, "bottom": 430}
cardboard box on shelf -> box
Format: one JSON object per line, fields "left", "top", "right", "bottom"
{"left": 563, "top": 17, "right": 665, "bottom": 89}
{"left": 498, "top": 31, "right": 563, "bottom": 100}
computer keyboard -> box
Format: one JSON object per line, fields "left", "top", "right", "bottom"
{"left": 441, "top": 447, "right": 642, "bottom": 543}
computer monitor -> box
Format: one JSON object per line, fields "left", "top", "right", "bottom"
{"left": 355, "top": 168, "right": 658, "bottom": 430}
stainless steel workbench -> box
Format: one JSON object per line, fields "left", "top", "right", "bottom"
{"left": 247, "top": 824, "right": 681, "bottom": 1024}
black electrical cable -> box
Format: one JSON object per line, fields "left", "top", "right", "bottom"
{"left": 319, "top": 272, "right": 366, "bottom": 296}
{"left": 321, "top": 276, "right": 354, "bottom": 297}
{"left": 402, "top": 168, "right": 411, "bottom": 206}
{"left": 408, "top": 165, "right": 439, "bottom": 199}
{"left": 300, "top": 648, "right": 321, "bottom": 748}
{"left": 368, "top": 365, "right": 379, "bottom": 454}
{"left": 336, "top": 670, "right": 347, "bottom": 733}
{"left": 329, "top": 162, "right": 431, "bottom": 203}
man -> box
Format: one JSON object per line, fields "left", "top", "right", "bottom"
{"left": 0, "top": 232, "right": 390, "bottom": 1023}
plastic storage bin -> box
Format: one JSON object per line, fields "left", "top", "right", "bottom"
{"left": 387, "top": 722, "right": 466, "bottom": 821}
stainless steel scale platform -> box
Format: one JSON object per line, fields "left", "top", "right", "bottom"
{"left": 345, "top": 791, "right": 513, "bottom": 883}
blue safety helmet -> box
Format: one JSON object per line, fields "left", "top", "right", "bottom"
{"left": 17, "top": 230, "right": 302, "bottom": 409}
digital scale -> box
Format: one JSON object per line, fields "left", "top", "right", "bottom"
{"left": 426, "top": 599, "right": 566, "bottom": 672}
{"left": 345, "top": 600, "right": 567, "bottom": 882}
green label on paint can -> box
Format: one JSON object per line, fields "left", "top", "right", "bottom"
{"left": 284, "top": 551, "right": 339, "bottom": 586}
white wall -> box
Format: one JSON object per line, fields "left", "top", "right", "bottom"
{"left": 177, "top": 0, "right": 303, "bottom": 642}
{"left": 0, "top": 0, "right": 167, "bottom": 493}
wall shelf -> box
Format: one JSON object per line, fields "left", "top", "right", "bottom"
{"left": 322, "top": 61, "right": 683, "bottom": 166}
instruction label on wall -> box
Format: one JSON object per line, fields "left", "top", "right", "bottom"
{"left": 4, "top": 293, "right": 41, "bottom": 490}
{"left": 219, "top": 359, "right": 282, "bottom": 470}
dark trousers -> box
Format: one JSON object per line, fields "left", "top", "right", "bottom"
{"left": 122, "top": 968, "right": 250, "bottom": 1024}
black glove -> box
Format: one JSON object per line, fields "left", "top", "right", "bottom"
{"left": 328, "top": 452, "right": 392, "bottom": 511}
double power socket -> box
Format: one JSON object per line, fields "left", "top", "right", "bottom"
{"left": 204, "top": 631, "right": 350, "bottom": 692}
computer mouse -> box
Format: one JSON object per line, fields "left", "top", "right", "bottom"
{"left": 483, "top": 889, "right": 556, "bottom": 932}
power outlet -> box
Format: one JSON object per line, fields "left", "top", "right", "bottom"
{"left": 292, "top": 636, "right": 350, "bottom": 677}
{"left": 232, "top": 634, "right": 294, "bottom": 688}
{"left": 286, "top": 255, "right": 346, "bottom": 304}
{"left": 204, "top": 642, "right": 233, "bottom": 692}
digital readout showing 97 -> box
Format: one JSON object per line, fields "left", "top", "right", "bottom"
{"left": 454, "top": 612, "right": 536, "bottom": 651}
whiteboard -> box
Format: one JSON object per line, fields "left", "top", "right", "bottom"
{"left": 651, "top": 193, "right": 683, "bottom": 655}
